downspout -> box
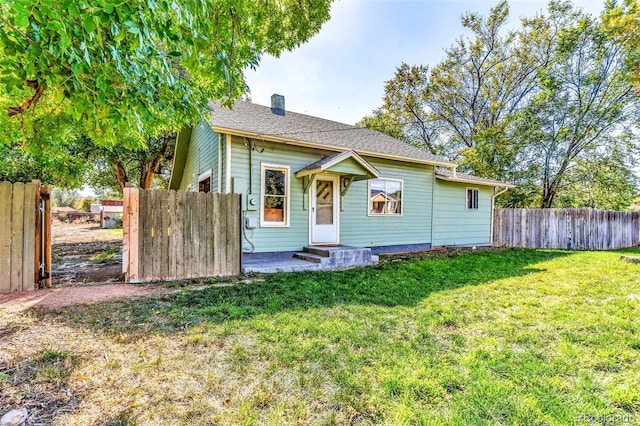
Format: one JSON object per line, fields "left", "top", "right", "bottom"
{"left": 226, "top": 133, "right": 232, "bottom": 193}
{"left": 490, "top": 186, "right": 510, "bottom": 245}
{"left": 217, "top": 132, "right": 222, "bottom": 193}
{"left": 248, "top": 140, "right": 253, "bottom": 190}
{"left": 430, "top": 166, "right": 436, "bottom": 246}
{"left": 242, "top": 138, "right": 255, "bottom": 253}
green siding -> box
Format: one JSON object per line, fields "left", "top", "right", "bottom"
{"left": 179, "top": 121, "right": 219, "bottom": 192}
{"left": 229, "top": 137, "right": 433, "bottom": 253}
{"left": 177, "top": 130, "right": 495, "bottom": 253}
{"left": 432, "top": 180, "right": 493, "bottom": 246}
{"left": 340, "top": 158, "right": 433, "bottom": 248}
{"left": 326, "top": 157, "right": 372, "bottom": 176}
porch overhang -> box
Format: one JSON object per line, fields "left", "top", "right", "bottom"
{"left": 294, "top": 150, "right": 380, "bottom": 181}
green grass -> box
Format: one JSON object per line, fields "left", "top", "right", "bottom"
{"left": 89, "top": 247, "right": 119, "bottom": 264}
{"left": 2, "top": 248, "right": 640, "bottom": 425}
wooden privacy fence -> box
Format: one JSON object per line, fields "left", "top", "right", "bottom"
{"left": 494, "top": 208, "right": 640, "bottom": 250}
{"left": 0, "top": 181, "right": 52, "bottom": 293}
{"left": 123, "top": 188, "right": 241, "bottom": 283}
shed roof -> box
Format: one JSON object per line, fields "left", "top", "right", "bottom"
{"left": 434, "top": 167, "right": 514, "bottom": 188}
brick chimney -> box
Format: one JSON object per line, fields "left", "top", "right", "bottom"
{"left": 271, "top": 94, "right": 285, "bottom": 115}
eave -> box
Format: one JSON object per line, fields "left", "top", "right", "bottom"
{"left": 211, "top": 125, "right": 456, "bottom": 168}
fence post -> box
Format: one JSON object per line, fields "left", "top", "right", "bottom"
{"left": 0, "top": 182, "right": 12, "bottom": 293}
{"left": 41, "top": 185, "right": 52, "bottom": 288}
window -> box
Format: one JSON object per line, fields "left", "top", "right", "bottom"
{"left": 199, "top": 177, "right": 211, "bottom": 193}
{"left": 261, "top": 164, "right": 290, "bottom": 226}
{"left": 369, "top": 178, "right": 402, "bottom": 215}
{"left": 467, "top": 188, "right": 479, "bottom": 210}
{"left": 198, "top": 171, "right": 211, "bottom": 193}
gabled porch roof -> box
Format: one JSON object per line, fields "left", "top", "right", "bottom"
{"left": 294, "top": 150, "right": 380, "bottom": 181}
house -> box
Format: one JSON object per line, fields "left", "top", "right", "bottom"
{"left": 169, "top": 94, "right": 513, "bottom": 271}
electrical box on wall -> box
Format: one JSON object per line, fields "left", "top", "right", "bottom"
{"left": 245, "top": 216, "right": 258, "bottom": 229}
{"left": 246, "top": 193, "right": 258, "bottom": 211}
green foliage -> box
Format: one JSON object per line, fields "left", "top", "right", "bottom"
{"left": 51, "top": 188, "right": 81, "bottom": 208}
{"left": 603, "top": 0, "right": 640, "bottom": 86}
{"left": 361, "top": 0, "right": 639, "bottom": 210}
{"left": 553, "top": 157, "right": 639, "bottom": 210}
{"left": 90, "top": 248, "right": 119, "bottom": 264}
{"left": 0, "top": 93, "right": 94, "bottom": 186}
{"left": 514, "top": 6, "right": 635, "bottom": 207}
{"left": 0, "top": 0, "right": 333, "bottom": 144}
{"left": 86, "top": 134, "right": 176, "bottom": 193}
{"left": 79, "top": 197, "right": 97, "bottom": 212}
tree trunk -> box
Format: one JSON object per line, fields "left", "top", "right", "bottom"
{"left": 137, "top": 135, "right": 171, "bottom": 189}
{"left": 114, "top": 161, "right": 129, "bottom": 191}
{"left": 541, "top": 191, "right": 555, "bottom": 208}
{"left": 139, "top": 162, "right": 155, "bottom": 189}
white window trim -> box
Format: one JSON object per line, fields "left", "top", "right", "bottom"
{"left": 260, "top": 163, "right": 290, "bottom": 227}
{"left": 368, "top": 178, "right": 404, "bottom": 217}
{"left": 466, "top": 187, "right": 479, "bottom": 210}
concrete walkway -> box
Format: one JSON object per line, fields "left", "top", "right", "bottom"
{"left": 242, "top": 252, "right": 322, "bottom": 273}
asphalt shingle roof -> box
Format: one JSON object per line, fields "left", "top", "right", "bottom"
{"left": 208, "top": 100, "right": 455, "bottom": 167}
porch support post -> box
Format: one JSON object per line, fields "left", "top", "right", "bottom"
{"left": 302, "top": 173, "right": 316, "bottom": 210}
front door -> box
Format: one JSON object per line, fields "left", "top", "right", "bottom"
{"left": 310, "top": 175, "right": 339, "bottom": 245}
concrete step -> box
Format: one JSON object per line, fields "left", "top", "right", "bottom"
{"left": 301, "top": 245, "right": 378, "bottom": 269}
{"left": 302, "top": 246, "right": 331, "bottom": 257}
{"left": 292, "top": 252, "right": 325, "bottom": 263}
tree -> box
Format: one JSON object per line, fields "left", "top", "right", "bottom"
{"left": 357, "top": 64, "right": 443, "bottom": 154}
{"left": 360, "top": 1, "right": 542, "bottom": 167}
{"left": 87, "top": 134, "right": 176, "bottom": 193}
{"left": 603, "top": 0, "right": 640, "bottom": 86}
{"left": 51, "top": 188, "right": 81, "bottom": 208}
{"left": 361, "top": 1, "right": 639, "bottom": 210}
{"left": 0, "top": 0, "right": 333, "bottom": 144}
{"left": 0, "top": 94, "right": 93, "bottom": 186}
{"left": 513, "top": 7, "right": 636, "bottom": 207}
{"left": 552, "top": 155, "right": 638, "bottom": 210}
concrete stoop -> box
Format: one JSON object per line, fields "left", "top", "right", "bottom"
{"left": 294, "top": 245, "right": 378, "bottom": 270}
{"left": 242, "top": 246, "right": 378, "bottom": 274}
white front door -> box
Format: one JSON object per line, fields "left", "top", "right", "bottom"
{"left": 310, "top": 175, "right": 339, "bottom": 245}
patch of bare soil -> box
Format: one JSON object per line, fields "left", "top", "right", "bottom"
{"left": 51, "top": 222, "right": 123, "bottom": 285}
{"left": 0, "top": 284, "right": 154, "bottom": 312}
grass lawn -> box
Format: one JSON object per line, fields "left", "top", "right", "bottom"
{"left": 1, "top": 248, "right": 639, "bottom": 425}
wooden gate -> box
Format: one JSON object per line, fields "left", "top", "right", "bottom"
{"left": 122, "top": 188, "right": 241, "bottom": 283}
{"left": 0, "top": 181, "right": 52, "bottom": 293}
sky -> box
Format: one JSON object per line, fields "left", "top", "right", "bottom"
{"left": 245, "top": 0, "right": 606, "bottom": 125}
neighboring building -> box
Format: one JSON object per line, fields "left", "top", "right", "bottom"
{"left": 169, "top": 95, "right": 513, "bottom": 261}
{"left": 99, "top": 200, "right": 123, "bottom": 228}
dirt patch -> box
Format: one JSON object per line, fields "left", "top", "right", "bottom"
{"left": 0, "top": 284, "right": 151, "bottom": 312}
{"left": 51, "top": 222, "right": 124, "bottom": 285}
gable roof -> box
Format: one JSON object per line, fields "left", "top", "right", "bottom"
{"left": 208, "top": 100, "right": 455, "bottom": 167}
{"left": 295, "top": 150, "right": 380, "bottom": 180}
{"left": 434, "top": 167, "right": 515, "bottom": 188}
